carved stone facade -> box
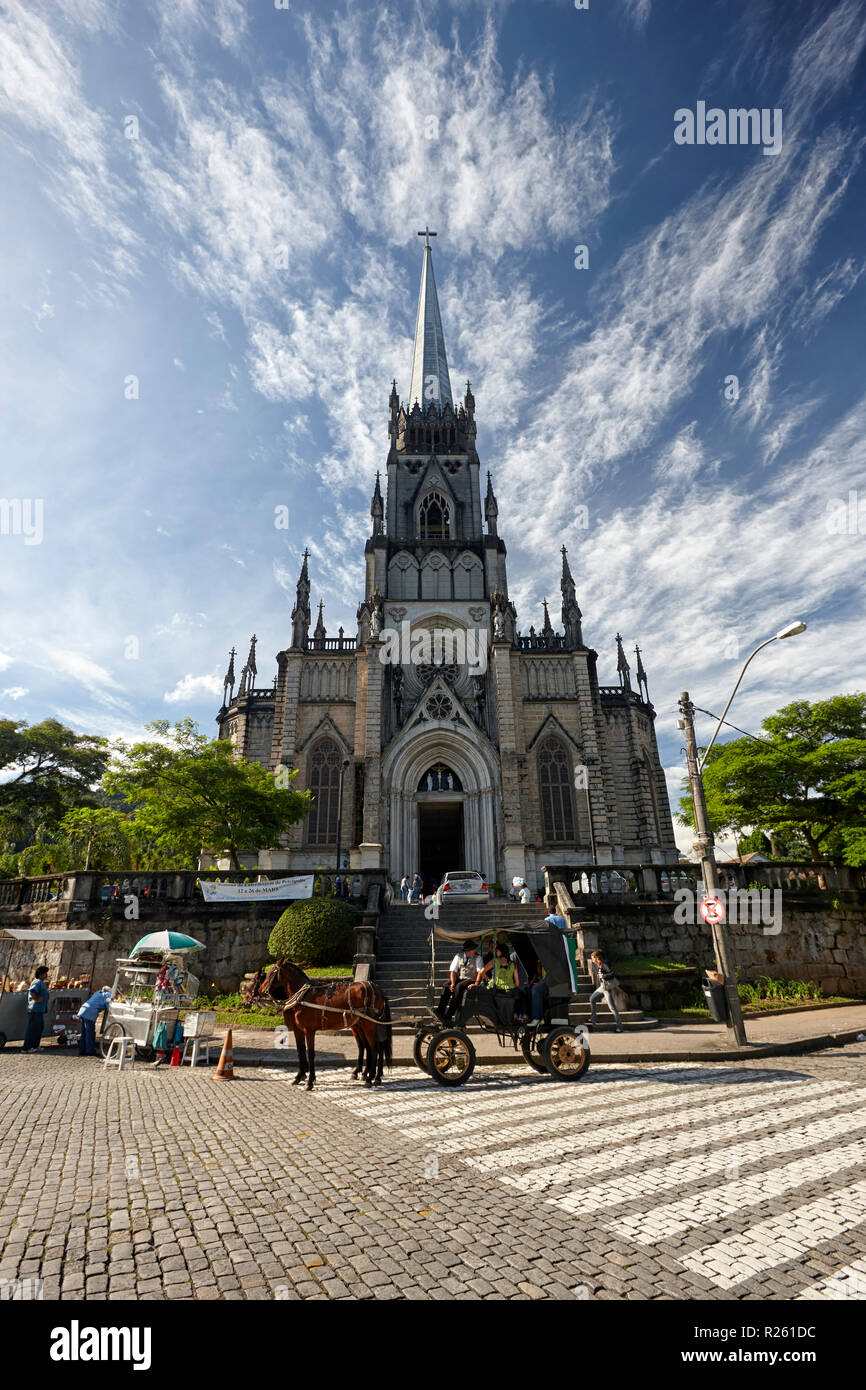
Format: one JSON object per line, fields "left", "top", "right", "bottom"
{"left": 215, "top": 241, "right": 677, "bottom": 888}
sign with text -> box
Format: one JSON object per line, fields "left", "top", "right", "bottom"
{"left": 198, "top": 875, "right": 314, "bottom": 903}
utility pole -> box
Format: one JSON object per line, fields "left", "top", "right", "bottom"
{"left": 679, "top": 691, "right": 747, "bottom": 1046}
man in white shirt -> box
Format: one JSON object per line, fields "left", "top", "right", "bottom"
{"left": 437, "top": 940, "right": 484, "bottom": 1022}
{"left": 519, "top": 883, "right": 532, "bottom": 904}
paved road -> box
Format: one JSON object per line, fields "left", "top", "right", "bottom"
{"left": 1, "top": 1046, "right": 865, "bottom": 1300}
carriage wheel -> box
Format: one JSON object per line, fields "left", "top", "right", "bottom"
{"left": 99, "top": 1020, "right": 125, "bottom": 1060}
{"left": 412, "top": 1028, "right": 436, "bottom": 1074}
{"left": 426, "top": 1029, "right": 476, "bottom": 1087}
{"left": 520, "top": 1031, "right": 547, "bottom": 1073}
{"left": 543, "top": 1026, "right": 590, "bottom": 1082}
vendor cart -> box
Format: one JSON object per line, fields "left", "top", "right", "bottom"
{"left": 100, "top": 953, "right": 200, "bottom": 1061}
{"left": 0, "top": 928, "right": 103, "bottom": 1050}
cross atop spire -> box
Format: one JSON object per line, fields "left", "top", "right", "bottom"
{"left": 409, "top": 233, "right": 453, "bottom": 412}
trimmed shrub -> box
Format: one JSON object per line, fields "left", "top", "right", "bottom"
{"left": 268, "top": 897, "right": 360, "bottom": 966}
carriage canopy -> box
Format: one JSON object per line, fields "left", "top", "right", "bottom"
{"left": 429, "top": 921, "right": 580, "bottom": 997}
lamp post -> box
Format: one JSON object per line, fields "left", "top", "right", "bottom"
{"left": 335, "top": 758, "right": 351, "bottom": 874}
{"left": 679, "top": 691, "right": 748, "bottom": 1046}
{"left": 679, "top": 619, "right": 807, "bottom": 1048}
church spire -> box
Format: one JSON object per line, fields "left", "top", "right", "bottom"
{"left": 238, "top": 634, "right": 257, "bottom": 696}
{"left": 616, "top": 633, "right": 632, "bottom": 692}
{"left": 634, "top": 644, "right": 649, "bottom": 702}
{"left": 313, "top": 600, "right": 327, "bottom": 649}
{"left": 371, "top": 470, "right": 384, "bottom": 536}
{"left": 541, "top": 597, "right": 554, "bottom": 637}
{"left": 409, "top": 231, "right": 453, "bottom": 412}
{"left": 485, "top": 470, "right": 498, "bottom": 537}
{"left": 222, "top": 646, "right": 236, "bottom": 707}
{"left": 560, "top": 546, "right": 583, "bottom": 649}
{"left": 290, "top": 548, "right": 311, "bottom": 650}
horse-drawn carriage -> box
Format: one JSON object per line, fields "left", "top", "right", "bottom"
{"left": 411, "top": 920, "right": 591, "bottom": 1086}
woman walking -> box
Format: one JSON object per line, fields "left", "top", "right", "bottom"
{"left": 588, "top": 949, "right": 624, "bottom": 1032}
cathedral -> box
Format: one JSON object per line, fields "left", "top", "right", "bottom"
{"left": 215, "top": 236, "right": 677, "bottom": 890}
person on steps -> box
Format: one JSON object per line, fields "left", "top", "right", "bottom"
{"left": 588, "top": 949, "right": 624, "bottom": 1032}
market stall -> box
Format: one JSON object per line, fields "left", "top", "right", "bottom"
{"left": 100, "top": 931, "right": 204, "bottom": 1062}
{"left": 0, "top": 929, "right": 103, "bottom": 1050}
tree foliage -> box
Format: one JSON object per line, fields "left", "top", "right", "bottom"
{"left": 103, "top": 718, "right": 311, "bottom": 870}
{"left": 678, "top": 694, "right": 866, "bottom": 864}
{"left": 0, "top": 718, "right": 108, "bottom": 844}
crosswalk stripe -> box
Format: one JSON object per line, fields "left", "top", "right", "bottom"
{"left": 606, "top": 1131, "right": 866, "bottom": 1243}
{"left": 477, "top": 1082, "right": 861, "bottom": 1183}
{"left": 458, "top": 1079, "right": 851, "bottom": 1170}
{"left": 794, "top": 1258, "right": 866, "bottom": 1300}
{"left": 680, "top": 1179, "right": 866, "bottom": 1290}
{"left": 317, "top": 1066, "right": 796, "bottom": 1137}
{"left": 310, "top": 1062, "right": 774, "bottom": 1124}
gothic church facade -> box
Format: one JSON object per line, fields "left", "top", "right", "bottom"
{"left": 215, "top": 240, "right": 677, "bottom": 889}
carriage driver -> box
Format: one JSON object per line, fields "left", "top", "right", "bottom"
{"left": 437, "top": 939, "right": 485, "bottom": 1023}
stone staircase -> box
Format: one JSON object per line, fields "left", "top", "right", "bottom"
{"left": 373, "top": 901, "right": 658, "bottom": 1032}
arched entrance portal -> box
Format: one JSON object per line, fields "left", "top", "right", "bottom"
{"left": 416, "top": 763, "right": 464, "bottom": 889}
{"left": 383, "top": 727, "right": 500, "bottom": 892}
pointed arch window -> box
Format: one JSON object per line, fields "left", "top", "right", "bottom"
{"left": 419, "top": 491, "right": 451, "bottom": 539}
{"left": 538, "top": 736, "right": 575, "bottom": 843}
{"left": 307, "top": 737, "right": 341, "bottom": 844}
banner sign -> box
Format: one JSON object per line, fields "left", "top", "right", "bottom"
{"left": 198, "top": 875, "right": 315, "bottom": 903}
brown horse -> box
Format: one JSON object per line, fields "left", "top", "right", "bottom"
{"left": 257, "top": 959, "right": 392, "bottom": 1090}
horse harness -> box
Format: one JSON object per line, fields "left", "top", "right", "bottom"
{"left": 282, "top": 978, "right": 394, "bottom": 1030}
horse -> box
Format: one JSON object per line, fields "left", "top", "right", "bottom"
{"left": 256, "top": 959, "right": 392, "bottom": 1091}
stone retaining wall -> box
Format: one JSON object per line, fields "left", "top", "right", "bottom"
{"left": 588, "top": 894, "right": 866, "bottom": 997}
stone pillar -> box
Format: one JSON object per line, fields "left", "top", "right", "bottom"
{"left": 571, "top": 653, "right": 613, "bottom": 858}
{"left": 360, "top": 638, "right": 385, "bottom": 869}
{"left": 271, "top": 650, "right": 303, "bottom": 768}
{"left": 490, "top": 640, "right": 525, "bottom": 885}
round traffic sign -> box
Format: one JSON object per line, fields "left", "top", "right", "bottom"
{"left": 700, "top": 896, "right": 725, "bottom": 924}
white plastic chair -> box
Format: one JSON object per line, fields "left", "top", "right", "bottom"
{"left": 103, "top": 1035, "right": 136, "bottom": 1071}
{"left": 181, "top": 1036, "right": 214, "bottom": 1067}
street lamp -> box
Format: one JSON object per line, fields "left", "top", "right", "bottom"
{"left": 679, "top": 618, "right": 807, "bottom": 1048}
{"left": 699, "top": 622, "right": 807, "bottom": 772}
{"left": 335, "top": 758, "right": 351, "bottom": 874}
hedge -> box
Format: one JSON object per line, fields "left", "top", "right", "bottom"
{"left": 268, "top": 897, "right": 360, "bottom": 966}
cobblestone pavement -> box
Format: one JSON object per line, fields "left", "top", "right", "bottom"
{"left": 1, "top": 1046, "right": 865, "bottom": 1300}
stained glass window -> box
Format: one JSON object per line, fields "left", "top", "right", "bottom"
{"left": 538, "top": 737, "right": 575, "bottom": 843}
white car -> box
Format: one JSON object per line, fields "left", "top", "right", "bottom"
{"left": 435, "top": 871, "right": 490, "bottom": 906}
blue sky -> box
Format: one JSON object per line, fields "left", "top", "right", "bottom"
{"left": 1, "top": 0, "right": 865, "bottom": 849}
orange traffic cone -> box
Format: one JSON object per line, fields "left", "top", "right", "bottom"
{"left": 169, "top": 1045, "right": 181, "bottom": 1066}
{"left": 215, "top": 1028, "right": 235, "bottom": 1080}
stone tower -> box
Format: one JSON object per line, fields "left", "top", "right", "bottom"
{"left": 215, "top": 236, "right": 677, "bottom": 883}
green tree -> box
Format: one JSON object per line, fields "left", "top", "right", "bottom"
{"left": 59, "top": 807, "right": 135, "bottom": 871}
{"left": 103, "top": 718, "right": 311, "bottom": 870}
{"left": 678, "top": 694, "right": 866, "bottom": 864}
{"left": 0, "top": 718, "right": 108, "bottom": 843}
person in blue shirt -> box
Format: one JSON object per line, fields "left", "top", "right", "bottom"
{"left": 23, "top": 966, "right": 50, "bottom": 1052}
{"left": 76, "top": 987, "right": 111, "bottom": 1056}
{"left": 544, "top": 912, "right": 568, "bottom": 931}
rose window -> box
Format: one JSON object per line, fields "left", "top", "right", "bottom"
{"left": 426, "top": 695, "right": 453, "bottom": 720}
